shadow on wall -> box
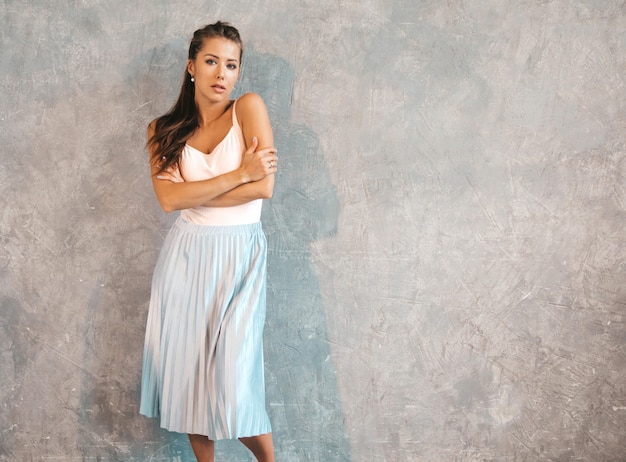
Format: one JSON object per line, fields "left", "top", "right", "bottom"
{"left": 233, "top": 47, "right": 351, "bottom": 461}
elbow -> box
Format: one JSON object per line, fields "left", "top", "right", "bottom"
{"left": 155, "top": 188, "right": 185, "bottom": 213}
{"left": 158, "top": 198, "right": 178, "bottom": 213}
{"left": 259, "top": 177, "right": 275, "bottom": 199}
{"left": 260, "top": 186, "right": 273, "bottom": 200}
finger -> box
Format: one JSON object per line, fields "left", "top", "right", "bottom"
{"left": 259, "top": 151, "right": 276, "bottom": 159}
{"left": 265, "top": 158, "right": 278, "bottom": 169}
{"left": 245, "top": 136, "right": 259, "bottom": 154}
{"left": 260, "top": 151, "right": 277, "bottom": 161}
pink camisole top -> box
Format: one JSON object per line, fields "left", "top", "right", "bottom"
{"left": 174, "top": 99, "right": 263, "bottom": 226}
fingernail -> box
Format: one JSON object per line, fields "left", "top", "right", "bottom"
{"left": 157, "top": 175, "right": 163, "bottom": 179}
{"left": 252, "top": 136, "right": 257, "bottom": 143}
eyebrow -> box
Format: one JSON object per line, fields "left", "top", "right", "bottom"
{"left": 203, "top": 53, "right": 239, "bottom": 62}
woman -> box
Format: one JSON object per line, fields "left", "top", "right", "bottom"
{"left": 140, "top": 22, "right": 277, "bottom": 462}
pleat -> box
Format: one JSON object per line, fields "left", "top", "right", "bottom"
{"left": 140, "top": 217, "right": 271, "bottom": 440}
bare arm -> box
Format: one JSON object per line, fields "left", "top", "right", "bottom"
{"left": 202, "top": 93, "right": 276, "bottom": 207}
{"left": 148, "top": 121, "right": 277, "bottom": 213}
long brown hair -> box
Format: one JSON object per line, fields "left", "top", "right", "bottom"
{"left": 148, "top": 21, "right": 243, "bottom": 174}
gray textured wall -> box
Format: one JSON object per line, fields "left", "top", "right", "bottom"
{"left": 1, "top": 1, "right": 625, "bottom": 461}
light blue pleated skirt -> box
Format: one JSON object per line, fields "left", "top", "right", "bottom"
{"left": 140, "top": 216, "right": 271, "bottom": 440}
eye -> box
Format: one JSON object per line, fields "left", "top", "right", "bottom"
{"left": 227, "top": 63, "right": 238, "bottom": 70}
{"left": 205, "top": 59, "right": 216, "bottom": 65}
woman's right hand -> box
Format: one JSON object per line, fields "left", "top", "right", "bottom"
{"left": 240, "top": 136, "right": 278, "bottom": 183}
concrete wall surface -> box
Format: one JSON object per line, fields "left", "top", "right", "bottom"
{"left": 1, "top": 0, "right": 625, "bottom": 460}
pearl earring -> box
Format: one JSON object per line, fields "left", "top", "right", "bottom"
{"left": 190, "top": 76, "right": 195, "bottom": 83}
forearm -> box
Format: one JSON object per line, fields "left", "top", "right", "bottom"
{"left": 154, "top": 169, "right": 249, "bottom": 212}
{"left": 202, "top": 175, "right": 274, "bottom": 207}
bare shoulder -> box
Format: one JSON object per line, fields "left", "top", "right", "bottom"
{"left": 236, "top": 92, "right": 268, "bottom": 119}
{"left": 235, "top": 93, "right": 273, "bottom": 145}
{"left": 237, "top": 92, "right": 265, "bottom": 107}
{"left": 147, "top": 118, "right": 158, "bottom": 138}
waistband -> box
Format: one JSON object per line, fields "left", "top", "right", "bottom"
{"left": 174, "top": 216, "right": 263, "bottom": 235}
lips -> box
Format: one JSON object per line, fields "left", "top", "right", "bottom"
{"left": 211, "top": 84, "right": 226, "bottom": 92}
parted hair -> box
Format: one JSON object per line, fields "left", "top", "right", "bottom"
{"left": 148, "top": 21, "right": 243, "bottom": 174}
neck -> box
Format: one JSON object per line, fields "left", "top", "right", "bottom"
{"left": 196, "top": 99, "right": 231, "bottom": 127}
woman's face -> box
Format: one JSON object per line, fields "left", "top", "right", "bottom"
{"left": 188, "top": 37, "right": 241, "bottom": 104}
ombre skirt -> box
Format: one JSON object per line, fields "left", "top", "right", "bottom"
{"left": 140, "top": 217, "right": 271, "bottom": 440}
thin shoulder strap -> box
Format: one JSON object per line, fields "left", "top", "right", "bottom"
{"left": 231, "top": 98, "right": 245, "bottom": 143}
{"left": 231, "top": 99, "right": 239, "bottom": 126}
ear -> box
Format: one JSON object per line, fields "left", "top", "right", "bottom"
{"left": 187, "top": 59, "right": 195, "bottom": 78}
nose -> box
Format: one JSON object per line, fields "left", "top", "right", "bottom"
{"left": 216, "top": 64, "right": 225, "bottom": 79}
